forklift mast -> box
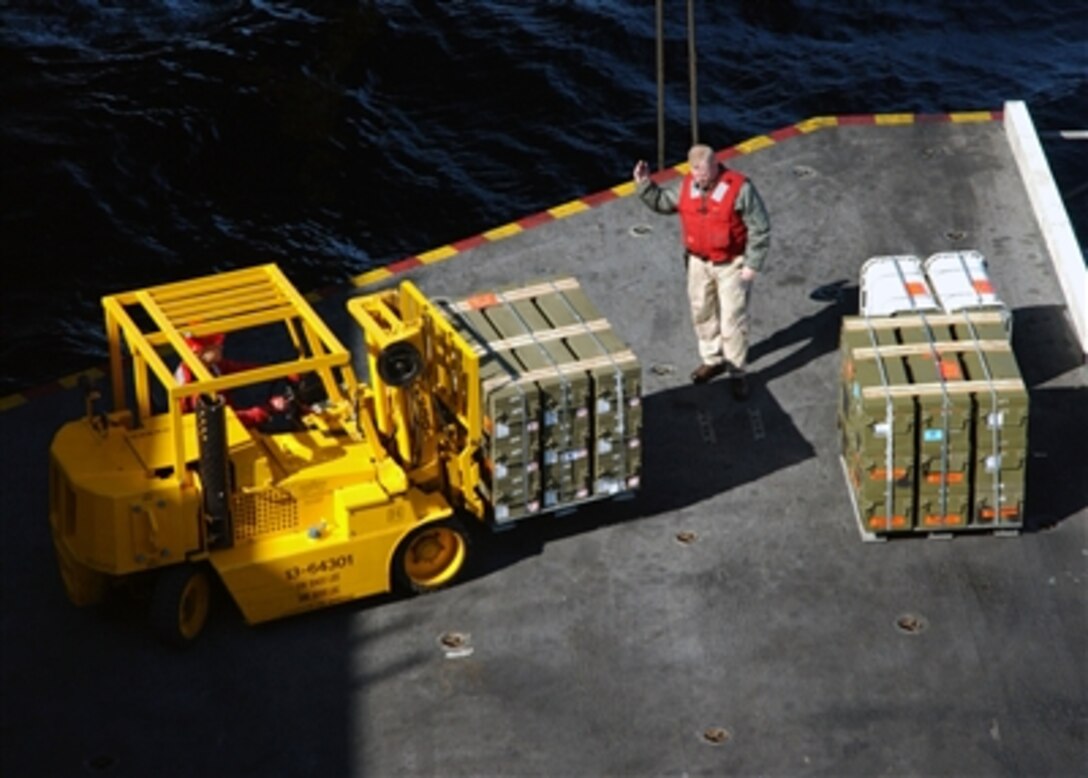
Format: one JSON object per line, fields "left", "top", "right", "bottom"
{"left": 347, "top": 282, "right": 488, "bottom": 521}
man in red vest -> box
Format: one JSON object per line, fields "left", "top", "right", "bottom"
{"left": 633, "top": 144, "right": 770, "bottom": 400}
{"left": 175, "top": 332, "right": 289, "bottom": 429}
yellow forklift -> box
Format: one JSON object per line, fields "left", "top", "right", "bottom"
{"left": 48, "top": 264, "right": 502, "bottom": 644}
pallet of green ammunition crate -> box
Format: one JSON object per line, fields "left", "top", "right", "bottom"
{"left": 838, "top": 311, "right": 1027, "bottom": 538}
{"left": 440, "top": 277, "right": 642, "bottom": 523}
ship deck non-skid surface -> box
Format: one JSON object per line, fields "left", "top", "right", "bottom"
{"left": 2, "top": 115, "right": 1085, "bottom": 777}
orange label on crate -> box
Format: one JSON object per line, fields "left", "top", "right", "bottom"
{"left": 924, "top": 514, "right": 964, "bottom": 526}
{"left": 869, "top": 467, "right": 907, "bottom": 481}
{"left": 980, "top": 506, "right": 1020, "bottom": 520}
{"left": 972, "top": 279, "right": 995, "bottom": 294}
{"left": 925, "top": 472, "right": 965, "bottom": 484}
{"left": 869, "top": 515, "right": 907, "bottom": 529}
{"left": 905, "top": 281, "right": 928, "bottom": 296}
{"left": 466, "top": 292, "right": 499, "bottom": 310}
{"left": 939, "top": 359, "right": 962, "bottom": 380}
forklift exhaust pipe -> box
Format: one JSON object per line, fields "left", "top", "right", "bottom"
{"left": 196, "top": 395, "right": 234, "bottom": 550}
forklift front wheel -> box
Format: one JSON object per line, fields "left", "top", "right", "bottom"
{"left": 394, "top": 518, "right": 470, "bottom": 594}
{"left": 151, "top": 564, "right": 211, "bottom": 646}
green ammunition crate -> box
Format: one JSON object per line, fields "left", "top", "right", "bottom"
{"left": 843, "top": 449, "right": 917, "bottom": 532}
{"left": 474, "top": 296, "right": 592, "bottom": 506}
{"left": 439, "top": 307, "right": 544, "bottom": 521}
{"left": 973, "top": 448, "right": 1027, "bottom": 526}
{"left": 533, "top": 286, "right": 642, "bottom": 442}
{"left": 592, "top": 433, "right": 643, "bottom": 496}
{"left": 441, "top": 278, "right": 642, "bottom": 522}
{"left": 839, "top": 311, "right": 1028, "bottom": 537}
{"left": 916, "top": 491, "right": 972, "bottom": 530}
{"left": 560, "top": 324, "right": 641, "bottom": 488}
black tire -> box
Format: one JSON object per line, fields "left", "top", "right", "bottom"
{"left": 392, "top": 517, "right": 472, "bottom": 595}
{"left": 150, "top": 565, "right": 212, "bottom": 646}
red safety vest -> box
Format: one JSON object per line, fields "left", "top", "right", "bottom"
{"left": 175, "top": 359, "right": 270, "bottom": 428}
{"left": 677, "top": 168, "right": 748, "bottom": 262}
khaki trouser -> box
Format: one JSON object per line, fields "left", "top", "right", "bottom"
{"left": 686, "top": 253, "right": 750, "bottom": 373}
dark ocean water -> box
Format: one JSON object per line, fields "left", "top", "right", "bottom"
{"left": 2, "top": 0, "right": 1085, "bottom": 395}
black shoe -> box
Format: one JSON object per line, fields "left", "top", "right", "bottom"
{"left": 730, "top": 374, "right": 750, "bottom": 401}
{"left": 690, "top": 363, "right": 726, "bottom": 384}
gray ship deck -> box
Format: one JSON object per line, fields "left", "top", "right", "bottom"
{"left": 2, "top": 104, "right": 1085, "bottom": 777}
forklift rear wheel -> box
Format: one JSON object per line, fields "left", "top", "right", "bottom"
{"left": 151, "top": 565, "right": 211, "bottom": 646}
{"left": 394, "top": 518, "right": 470, "bottom": 594}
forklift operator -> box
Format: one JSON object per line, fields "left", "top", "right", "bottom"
{"left": 175, "top": 332, "right": 288, "bottom": 429}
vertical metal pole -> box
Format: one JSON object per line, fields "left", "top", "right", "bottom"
{"left": 656, "top": 0, "right": 665, "bottom": 171}
{"left": 197, "top": 395, "right": 233, "bottom": 550}
{"left": 687, "top": 0, "right": 699, "bottom": 145}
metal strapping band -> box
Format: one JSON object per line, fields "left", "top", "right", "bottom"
{"left": 954, "top": 251, "right": 986, "bottom": 309}
{"left": 863, "top": 318, "right": 895, "bottom": 533}
{"left": 959, "top": 312, "right": 1003, "bottom": 521}
{"left": 892, "top": 256, "right": 922, "bottom": 313}
{"left": 917, "top": 311, "right": 953, "bottom": 526}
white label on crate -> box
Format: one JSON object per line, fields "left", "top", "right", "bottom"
{"left": 598, "top": 438, "right": 614, "bottom": 454}
{"left": 544, "top": 410, "right": 558, "bottom": 426}
{"left": 923, "top": 429, "right": 944, "bottom": 442}
{"left": 629, "top": 397, "right": 641, "bottom": 407}
{"left": 577, "top": 407, "right": 589, "bottom": 418}
{"left": 873, "top": 421, "right": 890, "bottom": 438}
{"left": 495, "top": 462, "right": 508, "bottom": 478}
{"left": 597, "top": 399, "right": 612, "bottom": 414}
{"left": 561, "top": 449, "right": 587, "bottom": 463}
{"left": 527, "top": 461, "right": 539, "bottom": 472}
{"left": 527, "top": 420, "right": 540, "bottom": 432}
{"left": 987, "top": 411, "right": 1005, "bottom": 428}
{"left": 595, "top": 479, "right": 621, "bottom": 494}
{"left": 495, "top": 422, "right": 510, "bottom": 439}
{"left": 544, "top": 490, "right": 558, "bottom": 506}
{"left": 628, "top": 437, "right": 640, "bottom": 449}
{"left": 985, "top": 455, "right": 1002, "bottom": 472}
{"left": 544, "top": 450, "right": 558, "bottom": 465}
{"left": 495, "top": 504, "right": 509, "bottom": 521}
{"left": 527, "top": 500, "right": 540, "bottom": 513}
{"left": 627, "top": 475, "right": 641, "bottom": 488}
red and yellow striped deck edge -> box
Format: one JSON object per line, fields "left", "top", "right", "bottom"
{"left": 0, "top": 110, "right": 1003, "bottom": 410}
